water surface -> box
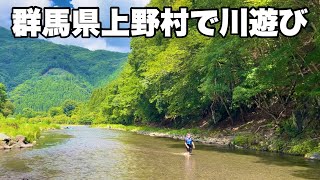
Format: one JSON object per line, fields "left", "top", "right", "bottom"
{"left": 0, "top": 126, "right": 319, "bottom": 179}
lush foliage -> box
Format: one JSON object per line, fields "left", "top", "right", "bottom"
{"left": 1, "top": 0, "right": 319, "bottom": 157}
{"left": 0, "top": 83, "right": 14, "bottom": 117}
{"left": 10, "top": 69, "right": 91, "bottom": 112}
{"left": 0, "top": 27, "right": 127, "bottom": 112}
{"left": 87, "top": 0, "right": 320, "bottom": 133}
{"left": 0, "top": 116, "right": 59, "bottom": 142}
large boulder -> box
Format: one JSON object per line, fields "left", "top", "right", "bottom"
{"left": 11, "top": 135, "right": 33, "bottom": 149}
{"left": 15, "top": 135, "right": 26, "bottom": 143}
{"left": 0, "top": 133, "right": 10, "bottom": 141}
{"left": 10, "top": 142, "right": 22, "bottom": 149}
{"left": 11, "top": 140, "right": 33, "bottom": 148}
{"left": 8, "top": 139, "right": 17, "bottom": 146}
{"left": 0, "top": 134, "right": 34, "bottom": 150}
{"left": 0, "top": 141, "right": 5, "bottom": 149}
{"left": 0, "top": 140, "right": 11, "bottom": 149}
{"left": 20, "top": 143, "right": 34, "bottom": 148}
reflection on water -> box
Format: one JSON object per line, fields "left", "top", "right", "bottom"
{"left": 184, "top": 154, "right": 196, "bottom": 180}
{"left": 0, "top": 126, "right": 320, "bottom": 180}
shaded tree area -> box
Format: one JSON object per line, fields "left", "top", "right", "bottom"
{"left": 0, "top": 27, "right": 127, "bottom": 112}
{"left": 0, "top": 83, "right": 14, "bottom": 117}
{"left": 87, "top": 0, "right": 320, "bottom": 133}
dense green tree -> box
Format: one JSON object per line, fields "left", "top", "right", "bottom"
{"left": 0, "top": 83, "right": 6, "bottom": 106}
{"left": 48, "top": 107, "right": 64, "bottom": 117}
{"left": 21, "top": 108, "right": 37, "bottom": 118}
{"left": 0, "top": 83, "right": 14, "bottom": 117}
{"left": 0, "top": 27, "right": 127, "bottom": 112}
{"left": 10, "top": 69, "right": 92, "bottom": 113}
{"left": 1, "top": 101, "right": 14, "bottom": 117}
{"left": 62, "top": 100, "right": 78, "bottom": 117}
{"left": 87, "top": 0, "right": 320, "bottom": 132}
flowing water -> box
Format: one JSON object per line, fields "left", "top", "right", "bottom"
{"left": 0, "top": 126, "right": 319, "bottom": 180}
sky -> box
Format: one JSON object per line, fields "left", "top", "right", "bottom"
{"left": 0, "top": 0, "right": 150, "bottom": 52}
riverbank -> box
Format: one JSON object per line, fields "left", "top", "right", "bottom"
{"left": 93, "top": 123, "right": 320, "bottom": 160}
{"left": 0, "top": 117, "right": 60, "bottom": 143}
{"left": 2, "top": 125, "right": 320, "bottom": 179}
{"left": 93, "top": 124, "right": 233, "bottom": 145}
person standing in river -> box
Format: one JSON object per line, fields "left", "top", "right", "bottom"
{"left": 185, "top": 133, "right": 195, "bottom": 154}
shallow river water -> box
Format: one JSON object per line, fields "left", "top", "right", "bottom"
{"left": 0, "top": 126, "right": 319, "bottom": 180}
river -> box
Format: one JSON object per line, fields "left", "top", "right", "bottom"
{"left": 0, "top": 126, "right": 319, "bottom": 180}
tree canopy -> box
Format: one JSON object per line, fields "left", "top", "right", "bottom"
{"left": 86, "top": 0, "right": 320, "bottom": 130}
{"left": 0, "top": 27, "right": 127, "bottom": 112}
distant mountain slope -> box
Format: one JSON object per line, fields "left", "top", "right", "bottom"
{"left": 0, "top": 27, "right": 127, "bottom": 112}
{"left": 11, "top": 68, "right": 92, "bottom": 112}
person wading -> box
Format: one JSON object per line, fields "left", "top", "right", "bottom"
{"left": 185, "top": 133, "right": 195, "bottom": 154}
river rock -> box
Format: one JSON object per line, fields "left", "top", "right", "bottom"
{"left": 0, "top": 141, "right": 5, "bottom": 149}
{"left": 305, "top": 152, "right": 320, "bottom": 160}
{"left": 0, "top": 133, "right": 10, "bottom": 141}
{"left": 0, "top": 135, "right": 34, "bottom": 150}
{"left": 8, "top": 139, "right": 17, "bottom": 146}
{"left": 20, "top": 143, "right": 34, "bottom": 148}
{"left": 0, "top": 140, "right": 11, "bottom": 149}
{"left": 15, "top": 135, "right": 26, "bottom": 142}
{"left": 10, "top": 141, "right": 34, "bottom": 149}
{"left": 10, "top": 142, "right": 23, "bottom": 149}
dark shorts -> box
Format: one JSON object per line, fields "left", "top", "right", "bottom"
{"left": 186, "top": 144, "right": 193, "bottom": 153}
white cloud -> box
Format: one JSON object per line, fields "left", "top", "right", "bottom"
{"left": 60, "top": 0, "right": 148, "bottom": 52}
{"left": 49, "top": 37, "right": 129, "bottom": 52}
{"left": 70, "top": 0, "right": 109, "bottom": 23}
{"left": 70, "top": 0, "right": 104, "bottom": 7}
{"left": 0, "top": 0, "right": 53, "bottom": 28}
{"left": 131, "top": 0, "right": 150, "bottom": 7}
{"left": 70, "top": 0, "right": 150, "bottom": 21}
{"left": 105, "top": 42, "right": 129, "bottom": 52}
{"left": 71, "top": 0, "right": 149, "bottom": 8}
{"left": 0, "top": 0, "right": 149, "bottom": 52}
{"left": 49, "top": 37, "right": 107, "bottom": 51}
{"left": 9, "top": 0, "right": 52, "bottom": 7}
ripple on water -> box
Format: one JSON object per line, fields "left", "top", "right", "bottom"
{"left": 1, "top": 126, "right": 320, "bottom": 179}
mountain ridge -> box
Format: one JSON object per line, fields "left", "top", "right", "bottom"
{"left": 0, "top": 27, "right": 127, "bottom": 112}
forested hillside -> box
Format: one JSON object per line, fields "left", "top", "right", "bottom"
{"left": 88, "top": 0, "right": 320, "bottom": 134}
{"left": 11, "top": 68, "right": 92, "bottom": 112}
{"left": 0, "top": 27, "right": 127, "bottom": 112}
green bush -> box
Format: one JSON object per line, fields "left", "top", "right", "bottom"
{"left": 233, "top": 134, "right": 256, "bottom": 147}
{"left": 288, "top": 140, "right": 318, "bottom": 155}
{"left": 269, "top": 139, "right": 286, "bottom": 152}
{"left": 279, "top": 119, "right": 300, "bottom": 138}
{"left": 0, "top": 116, "right": 59, "bottom": 142}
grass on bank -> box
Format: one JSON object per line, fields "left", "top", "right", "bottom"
{"left": 92, "top": 124, "right": 207, "bottom": 137}
{"left": 94, "top": 123, "right": 320, "bottom": 157}
{"left": 2, "top": 114, "right": 319, "bottom": 157}
{"left": 0, "top": 116, "right": 60, "bottom": 142}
